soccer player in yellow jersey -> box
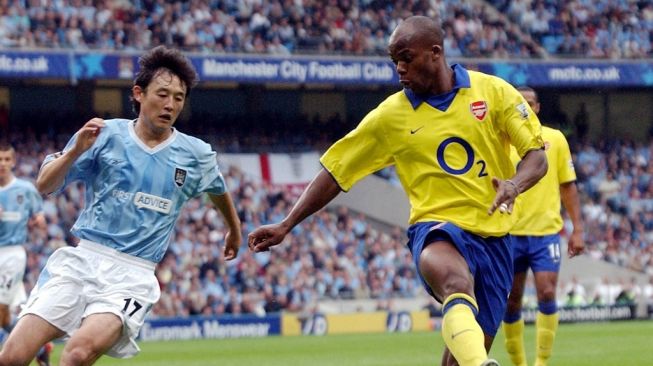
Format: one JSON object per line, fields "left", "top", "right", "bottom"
{"left": 502, "top": 86, "right": 585, "bottom": 366}
{"left": 249, "top": 16, "right": 548, "bottom": 366}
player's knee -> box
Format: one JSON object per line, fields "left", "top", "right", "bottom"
{"left": 60, "top": 345, "right": 98, "bottom": 366}
{"left": 506, "top": 296, "right": 523, "bottom": 313}
{"left": 538, "top": 287, "right": 556, "bottom": 302}
{"left": 440, "top": 275, "right": 474, "bottom": 299}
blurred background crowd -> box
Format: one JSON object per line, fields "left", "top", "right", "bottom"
{"left": 0, "top": 0, "right": 650, "bottom": 58}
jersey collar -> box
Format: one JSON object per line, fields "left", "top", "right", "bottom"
{"left": 0, "top": 176, "right": 16, "bottom": 190}
{"left": 403, "top": 64, "right": 470, "bottom": 111}
{"left": 128, "top": 119, "right": 178, "bottom": 154}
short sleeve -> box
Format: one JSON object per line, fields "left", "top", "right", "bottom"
{"left": 195, "top": 147, "right": 227, "bottom": 196}
{"left": 320, "top": 107, "right": 393, "bottom": 191}
{"left": 41, "top": 131, "right": 102, "bottom": 194}
{"left": 497, "top": 82, "right": 544, "bottom": 157}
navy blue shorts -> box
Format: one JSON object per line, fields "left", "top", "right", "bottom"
{"left": 407, "top": 222, "right": 513, "bottom": 336}
{"left": 512, "top": 234, "right": 561, "bottom": 273}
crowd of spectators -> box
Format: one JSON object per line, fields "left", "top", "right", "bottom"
{"left": 5, "top": 0, "right": 649, "bottom": 58}
{"left": 0, "top": 0, "right": 537, "bottom": 57}
{"left": 7, "top": 131, "right": 653, "bottom": 318}
{"left": 494, "top": 0, "right": 653, "bottom": 58}
{"left": 575, "top": 138, "right": 653, "bottom": 275}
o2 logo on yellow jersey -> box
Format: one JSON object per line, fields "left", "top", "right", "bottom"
{"left": 437, "top": 137, "right": 488, "bottom": 178}
{"left": 470, "top": 101, "right": 488, "bottom": 121}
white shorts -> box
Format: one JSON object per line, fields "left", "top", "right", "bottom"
{"left": 21, "top": 240, "right": 160, "bottom": 358}
{"left": 0, "top": 245, "right": 27, "bottom": 306}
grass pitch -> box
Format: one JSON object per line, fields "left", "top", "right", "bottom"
{"left": 44, "top": 320, "right": 651, "bottom": 365}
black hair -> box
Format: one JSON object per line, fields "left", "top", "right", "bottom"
{"left": 516, "top": 85, "right": 539, "bottom": 101}
{"left": 0, "top": 143, "right": 15, "bottom": 153}
{"left": 131, "top": 46, "right": 199, "bottom": 115}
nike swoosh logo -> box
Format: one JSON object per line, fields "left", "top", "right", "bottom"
{"left": 410, "top": 126, "right": 424, "bottom": 134}
{"left": 451, "top": 329, "right": 473, "bottom": 340}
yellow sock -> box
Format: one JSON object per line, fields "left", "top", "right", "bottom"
{"left": 441, "top": 293, "right": 487, "bottom": 366}
{"left": 502, "top": 319, "right": 527, "bottom": 366}
{"left": 534, "top": 311, "right": 559, "bottom": 366}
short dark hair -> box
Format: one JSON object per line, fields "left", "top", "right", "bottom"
{"left": 0, "top": 142, "right": 15, "bottom": 155}
{"left": 131, "top": 46, "right": 199, "bottom": 115}
{"left": 516, "top": 85, "right": 538, "bottom": 100}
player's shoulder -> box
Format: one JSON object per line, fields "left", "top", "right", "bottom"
{"left": 467, "top": 69, "right": 508, "bottom": 86}
{"left": 374, "top": 90, "right": 415, "bottom": 121}
{"left": 542, "top": 126, "right": 567, "bottom": 141}
{"left": 380, "top": 90, "right": 411, "bottom": 109}
{"left": 466, "top": 70, "right": 518, "bottom": 100}
{"left": 173, "top": 130, "right": 214, "bottom": 156}
{"left": 99, "top": 118, "right": 131, "bottom": 139}
{"left": 103, "top": 118, "right": 131, "bottom": 130}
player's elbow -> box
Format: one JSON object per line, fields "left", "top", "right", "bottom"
{"left": 35, "top": 175, "right": 54, "bottom": 195}
{"left": 35, "top": 178, "right": 47, "bottom": 194}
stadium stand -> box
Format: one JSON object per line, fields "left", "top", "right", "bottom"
{"left": 1, "top": 0, "right": 650, "bottom": 58}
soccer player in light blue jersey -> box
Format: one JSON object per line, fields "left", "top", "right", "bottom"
{"left": 0, "top": 144, "right": 50, "bottom": 366}
{"left": 249, "top": 16, "right": 548, "bottom": 366}
{"left": 0, "top": 46, "right": 242, "bottom": 366}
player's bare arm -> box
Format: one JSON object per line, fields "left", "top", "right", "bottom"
{"left": 248, "top": 168, "right": 342, "bottom": 252}
{"left": 208, "top": 192, "right": 242, "bottom": 260}
{"left": 488, "top": 148, "right": 547, "bottom": 215}
{"left": 36, "top": 118, "right": 105, "bottom": 195}
{"left": 560, "top": 181, "right": 585, "bottom": 257}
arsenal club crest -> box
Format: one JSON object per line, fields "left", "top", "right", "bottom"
{"left": 470, "top": 101, "right": 487, "bottom": 121}
{"left": 174, "top": 168, "right": 187, "bottom": 187}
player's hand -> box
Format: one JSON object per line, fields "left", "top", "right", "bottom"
{"left": 71, "top": 118, "right": 105, "bottom": 155}
{"left": 248, "top": 223, "right": 289, "bottom": 252}
{"left": 488, "top": 177, "right": 519, "bottom": 215}
{"left": 567, "top": 229, "right": 584, "bottom": 258}
{"left": 223, "top": 229, "right": 241, "bottom": 261}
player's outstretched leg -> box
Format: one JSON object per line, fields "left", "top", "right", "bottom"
{"left": 0, "top": 314, "right": 63, "bottom": 366}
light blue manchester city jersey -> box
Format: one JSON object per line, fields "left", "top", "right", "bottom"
{"left": 43, "top": 119, "right": 227, "bottom": 263}
{"left": 0, "top": 177, "right": 43, "bottom": 247}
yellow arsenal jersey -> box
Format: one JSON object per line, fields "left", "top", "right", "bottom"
{"left": 320, "top": 65, "right": 544, "bottom": 237}
{"left": 510, "top": 126, "right": 576, "bottom": 235}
